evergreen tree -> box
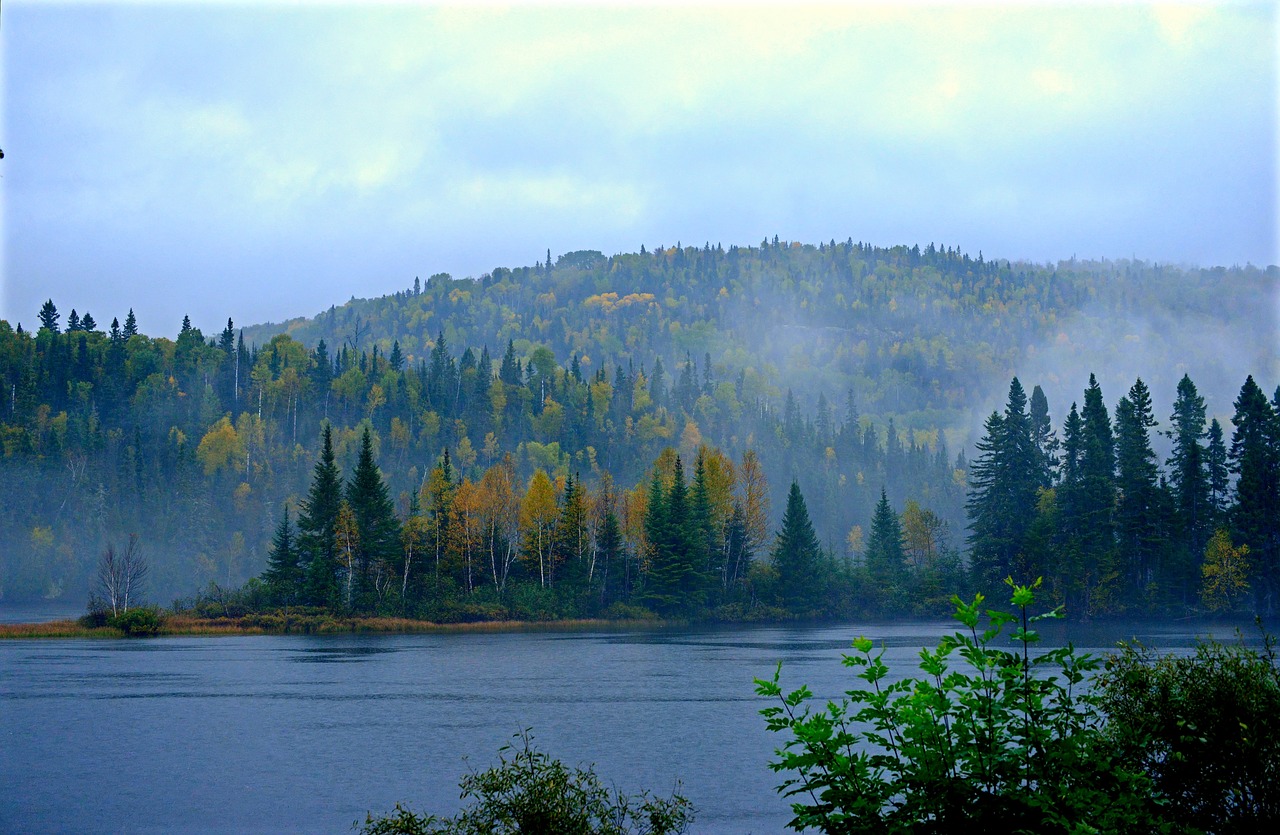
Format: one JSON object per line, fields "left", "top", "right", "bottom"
{"left": 81, "top": 312, "right": 97, "bottom": 332}
{"left": 123, "top": 308, "right": 138, "bottom": 337}
{"left": 595, "top": 477, "right": 625, "bottom": 608}
{"left": 218, "top": 318, "right": 235, "bottom": 355}
{"left": 965, "top": 379, "right": 1040, "bottom": 587}
{"left": 1115, "top": 379, "right": 1161, "bottom": 604}
{"left": 689, "top": 451, "right": 717, "bottom": 599}
{"left": 642, "top": 456, "right": 700, "bottom": 615}
{"left": 262, "top": 508, "right": 300, "bottom": 606}
{"left": 1029, "top": 384, "right": 1058, "bottom": 483}
{"left": 345, "top": 425, "right": 401, "bottom": 612}
{"left": 38, "top": 299, "right": 60, "bottom": 333}
{"left": 1166, "top": 374, "right": 1210, "bottom": 603}
{"left": 865, "top": 488, "right": 906, "bottom": 594}
{"left": 66, "top": 309, "right": 81, "bottom": 332}
{"left": 1206, "top": 418, "right": 1230, "bottom": 519}
{"left": 298, "top": 424, "right": 343, "bottom": 608}
{"left": 771, "top": 481, "right": 822, "bottom": 611}
{"left": 1064, "top": 374, "right": 1118, "bottom": 612}
{"left": 1229, "top": 376, "right": 1279, "bottom": 613}
{"left": 552, "top": 473, "right": 589, "bottom": 595}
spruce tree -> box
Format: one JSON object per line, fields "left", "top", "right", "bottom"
{"left": 298, "top": 424, "right": 343, "bottom": 608}
{"left": 345, "top": 425, "right": 401, "bottom": 612}
{"left": 1115, "top": 379, "right": 1161, "bottom": 603}
{"left": 595, "top": 478, "right": 625, "bottom": 608}
{"left": 642, "top": 456, "right": 700, "bottom": 615}
{"left": 865, "top": 488, "right": 906, "bottom": 594}
{"left": 1229, "top": 376, "right": 1279, "bottom": 613}
{"left": 552, "top": 473, "right": 589, "bottom": 595}
{"left": 38, "top": 299, "right": 60, "bottom": 333}
{"left": 262, "top": 508, "right": 300, "bottom": 607}
{"left": 1029, "top": 384, "right": 1058, "bottom": 484}
{"left": 123, "top": 308, "right": 138, "bottom": 337}
{"left": 771, "top": 481, "right": 822, "bottom": 612}
{"left": 1206, "top": 418, "right": 1230, "bottom": 520}
{"left": 689, "top": 451, "right": 717, "bottom": 599}
{"left": 1166, "top": 374, "right": 1210, "bottom": 603}
{"left": 965, "top": 378, "right": 1040, "bottom": 587}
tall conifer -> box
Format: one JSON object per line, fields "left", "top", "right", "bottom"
{"left": 298, "top": 424, "right": 343, "bottom": 608}
{"left": 771, "top": 481, "right": 822, "bottom": 611}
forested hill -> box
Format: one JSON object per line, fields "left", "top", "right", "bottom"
{"left": 0, "top": 239, "right": 1275, "bottom": 606}
{"left": 242, "top": 240, "right": 1277, "bottom": 429}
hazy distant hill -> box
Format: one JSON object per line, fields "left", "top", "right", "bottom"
{"left": 243, "top": 240, "right": 1278, "bottom": 436}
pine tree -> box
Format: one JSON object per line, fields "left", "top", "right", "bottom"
{"left": 771, "top": 481, "right": 822, "bottom": 612}
{"left": 1229, "top": 376, "right": 1279, "bottom": 613}
{"left": 38, "top": 299, "right": 60, "bottom": 333}
{"left": 262, "top": 508, "right": 300, "bottom": 606}
{"left": 965, "top": 378, "right": 1040, "bottom": 587}
{"left": 865, "top": 488, "right": 906, "bottom": 594}
{"left": 1166, "top": 374, "right": 1210, "bottom": 603}
{"left": 66, "top": 309, "right": 81, "bottom": 332}
{"left": 552, "top": 473, "right": 589, "bottom": 594}
{"left": 1029, "top": 384, "right": 1058, "bottom": 483}
{"left": 219, "top": 318, "right": 235, "bottom": 355}
{"left": 123, "top": 308, "right": 138, "bottom": 337}
{"left": 1115, "top": 378, "right": 1161, "bottom": 603}
{"left": 689, "top": 451, "right": 717, "bottom": 599}
{"left": 80, "top": 312, "right": 97, "bottom": 332}
{"left": 642, "top": 456, "right": 700, "bottom": 615}
{"left": 345, "top": 425, "right": 401, "bottom": 612}
{"left": 1206, "top": 418, "right": 1230, "bottom": 519}
{"left": 298, "top": 424, "right": 343, "bottom": 608}
{"left": 595, "top": 476, "right": 625, "bottom": 608}
{"left": 1060, "top": 374, "right": 1118, "bottom": 613}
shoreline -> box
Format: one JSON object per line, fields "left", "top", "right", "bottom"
{"left": 0, "top": 613, "right": 692, "bottom": 639}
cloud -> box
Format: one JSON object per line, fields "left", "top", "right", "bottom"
{"left": 2, "top": 2, "right": 1275, "bottom": 333}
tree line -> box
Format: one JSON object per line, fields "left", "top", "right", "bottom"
{"left": 0, "top": 294, "right": 962, "bottom": 604}
{"left": 967, "top": 373, "right": 1279, "bottom": 616}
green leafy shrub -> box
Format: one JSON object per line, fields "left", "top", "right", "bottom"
{"left": 1098, "top": 629, "right": 1280, "bottom": 834}
{"left": 108, "top": 607, "right": 164, "bottom": 636}
{"left": 756, "top": 578, "right": 1163, "bottom": 834}
{"left": 360, "top": 731, "right": 693, "bottom": 835}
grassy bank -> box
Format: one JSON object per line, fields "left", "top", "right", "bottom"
{"left": 0, "top": 611, "right": 678, "bottom": 639}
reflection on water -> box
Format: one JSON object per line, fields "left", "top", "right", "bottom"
{"left": 291, "top": 644, "right": 403, "bottom": 663}
{"left": 0, "top": 620, "right": 1257, "bottom": 834}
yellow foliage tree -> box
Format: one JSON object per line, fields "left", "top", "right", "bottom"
{"left": 520, "top": 469, "right": 559, "bottom": 588}
{"left": 196, "top": 416, "right": 244, "bottom": 475}
{"left": 1200, "top": 529, "right": 1251, "bottom": 613}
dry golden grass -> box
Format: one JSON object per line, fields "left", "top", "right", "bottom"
{"left": 0, "top": 619, "right": 121, "bottom": 639}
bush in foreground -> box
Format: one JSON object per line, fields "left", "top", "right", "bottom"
{"left": 756, "top": 579, "right": 1164, "bottom": 833}
{"left": 1099, "top": 629, "right": 1280, "bottom": 834}
{"left": 360, "top": 731, "right": 693, "bottom": 835}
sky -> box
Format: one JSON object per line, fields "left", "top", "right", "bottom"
{"left": 2, "top": 1, "right": 1276, "bottom": 337}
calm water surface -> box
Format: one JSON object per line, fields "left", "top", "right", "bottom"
{"left": 0, "top": 619, "right": 1242, "bottom": 834}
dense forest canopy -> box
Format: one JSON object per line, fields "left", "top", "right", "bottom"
{"left": 1, "top": 239, "right": 1275, "bottom": 613}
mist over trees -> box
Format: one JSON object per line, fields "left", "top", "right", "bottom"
{"left": 0, "top": 240, "right": 1275, "bottom": 613}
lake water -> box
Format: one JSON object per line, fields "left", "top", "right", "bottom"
{"left": 0, "top": 618, "right": 1251, "bottom": 834}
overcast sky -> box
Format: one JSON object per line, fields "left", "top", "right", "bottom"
{"left": 2, "top": 1, "right": 1276, "bottom": 337}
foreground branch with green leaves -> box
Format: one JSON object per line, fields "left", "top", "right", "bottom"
{"left": 757, "top": 579, "right": 1280, "bottom": 834}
